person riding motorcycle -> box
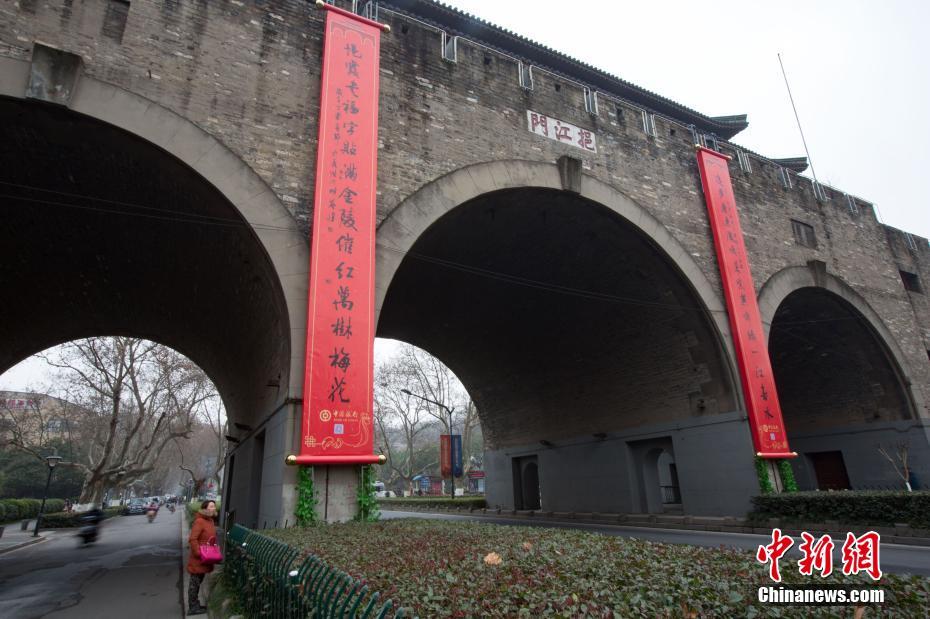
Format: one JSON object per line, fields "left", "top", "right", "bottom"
{"left": 146, "top": 501, "right": 159, "bottom": 523}
{"left": 78, "top": 506, "right": 104, "bottom": 544}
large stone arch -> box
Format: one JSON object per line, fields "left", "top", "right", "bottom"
{"left": 375, "top": 159, "right": 736, "bottom": 380}
{"left": 375, "top": 160, "right": 760, "bottom": 516}
{"left": 0, "top": 55, "right": 309, "bottom": 421}
{"left": 757, "top": 265, "right": 923, "bottom": 417}
{"left": 758, "top": 265, "right": 929, "bottom": 490}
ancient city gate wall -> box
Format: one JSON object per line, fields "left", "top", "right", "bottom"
{"left": 1, "top": 0, "right": 928, "bottom": 519}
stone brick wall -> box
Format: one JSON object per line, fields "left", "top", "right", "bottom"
{"left": 2, "top": 0, "right": 927, "bottom": 417}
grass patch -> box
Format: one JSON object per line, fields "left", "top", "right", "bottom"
{"left": 268, "top": 519, "right": 930, "bottom": 617}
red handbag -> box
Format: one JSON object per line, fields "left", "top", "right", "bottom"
{"left": 199, "top": 536, "right": 223, "bottom": 564}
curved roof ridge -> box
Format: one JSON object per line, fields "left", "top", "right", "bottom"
{"left": 383, "top": 0, "right": 749, "bottom": 139}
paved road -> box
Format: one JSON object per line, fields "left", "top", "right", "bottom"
{"left": 382, "top": 510, "right": 930, "bottom": 577}
{"left": 0, "top": 509, "right": 182, "bottom": 618}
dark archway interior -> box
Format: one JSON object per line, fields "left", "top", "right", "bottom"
{"left": 378, "top": 188, "right": 735, "bottom": 449}
{"left": 0, "top": 98, "right": 291, "bottom": 425}
{"left": 769, "top": 287, "right": 912, "bottom": 434}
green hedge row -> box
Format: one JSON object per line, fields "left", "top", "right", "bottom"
{"left": 0, "top": 498, "right": 67, "bottom": 522}
{"left": 39, "top": 507, "right": 123, "bottom": 528}
{"left": 749, "top": 490, "right": 930, "bottom": 529}
{"left": 378, "top": 497, "right": 487, "bottom": 510}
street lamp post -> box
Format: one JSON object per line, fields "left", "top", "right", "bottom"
{"left": 401, "top": 389, "right": 456, "bottom": 499}
{"left": 33, "top": 452, "right": 63, "bottom": 537}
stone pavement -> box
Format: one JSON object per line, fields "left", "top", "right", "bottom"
{"left": 0, "top": 510, "right": 182, "bottom": 618}
{"left": 0, "top": 519, "right": 55, "bottom": 555}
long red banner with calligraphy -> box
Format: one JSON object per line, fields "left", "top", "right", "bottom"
{"left": 695, "top": 147, "right": 795, "bottom": 458}
{"left": 294, "top": 5, "right": 386, "bottom": 466}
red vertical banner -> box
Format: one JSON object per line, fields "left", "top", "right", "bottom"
{"left": 696, "top": 147, "right": 795, "bottom": 459}
{"left": 292, "top": 5, "right": 388, "bottom": 466}
{"left": 440, "top": 435, "right": 452, "bottom": 478}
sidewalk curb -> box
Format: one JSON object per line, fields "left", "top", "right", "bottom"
{"left": 0, "top": 535, "right": 48, "bottom": 555}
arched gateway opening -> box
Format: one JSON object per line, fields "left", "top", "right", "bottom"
{"left": 0, "top": 92, "right": 305, "bottom": 527}
{"left": 768, "top": 285, "right": 919, "bottom": 491}
{"left": 376, "top": 162, "right": 761, "bottom": 516}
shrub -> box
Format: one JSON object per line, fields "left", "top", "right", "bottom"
{"left": 1, "top": 498, "right": 40, "bottom": 520}
{"left": 268, "top": 519, "right": 930, "bottom": 617}
{"left": 1, "top": 500, "right": 19, "bottom": 520}
{"left": 12, "top": 498, "right": 42, "bottom": 518}
{"left": 40, "top": 507, "right": 122, "bottom": 528}
{"left": 0, "top": 498, "right": 73, "bottom": 522}
{"left": 749, "top": 490, "right": 930, "bottom": 529}
{"left": 378, "top": 496, "right": 486, "bottom": 510}
{"left": 44, "top": 499, "right": 65, "bottom": 513}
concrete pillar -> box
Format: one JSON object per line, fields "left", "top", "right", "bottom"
{"left": 313, "top": 466, "right": 360, "bottom": 523}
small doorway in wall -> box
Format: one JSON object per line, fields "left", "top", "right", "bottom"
{"left": 628, "top": 437, "right": 677, "bottom": 514}
{"left": 512, "top": 455, "right": 540, "bottom": 510}
{"left": 808, "top": 451, "right": 851, "bottom": 490}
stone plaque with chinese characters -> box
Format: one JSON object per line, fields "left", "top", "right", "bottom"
{"left": 526, "top": 110, "right": 597, "bottom": 153}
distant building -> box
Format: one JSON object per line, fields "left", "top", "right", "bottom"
{"left": 0, "top": 391, "right": 85, "bottom": 444}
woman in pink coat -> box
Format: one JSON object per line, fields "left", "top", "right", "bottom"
{"left": 187, "top": 500, "right": 217, "bottom": 615}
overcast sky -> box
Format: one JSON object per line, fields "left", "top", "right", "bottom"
{"left": 443, "top": 0, "right": 929, "bottom": 240}
{"left": 2, "top": 0, "right": 927, "bottom": 390}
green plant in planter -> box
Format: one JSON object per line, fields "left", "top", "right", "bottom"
{"left": 295, "top": 465, "right": 319, "bottom": 526}
{"left": 355, "top": 465, "right": 380, "bottom": 522}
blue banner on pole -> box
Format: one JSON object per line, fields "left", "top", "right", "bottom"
{"left": 451, "top": 434, "right": 463, "bottom": 478}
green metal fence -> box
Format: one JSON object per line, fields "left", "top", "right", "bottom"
{"left": 225, "top": 524, "right": 409, "bottom": 618}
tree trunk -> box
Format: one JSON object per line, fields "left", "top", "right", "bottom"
{"left": 79, "top": 476, "right": 106, "bottom": 505}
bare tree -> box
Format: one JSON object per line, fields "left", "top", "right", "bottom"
{"left": 374, "top": 360, "right": 434, "bottom": 494}
{"left": 175, "top": 396, "right": 226, "bottom": 500}
{"left": 877, "top": 442, "right": 912, "bottom": 491}
{"left": 460, "top": 399, "right": 482, "bottom": 474}
{"left": 374, "top": 343, "right": 482, "bottom": 494}
{"left": 6, "top": 337, "right": 215, "bottom": 506}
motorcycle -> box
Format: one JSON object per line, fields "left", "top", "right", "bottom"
{"left": 167, "top": 503, "right": 176, "bottom": 514}
{"left": 77, "top": 512, "right": 101, "bottom": 545}
{"left": 146, "top": 508, "right": 157, "bottom": 523}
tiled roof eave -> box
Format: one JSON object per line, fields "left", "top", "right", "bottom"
{"left": 381, "top": 0, "right": 748, "bottom": 139}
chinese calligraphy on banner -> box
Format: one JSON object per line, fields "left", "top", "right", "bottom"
{"left": 526, "top": 110, "right": 597, "bottom": 153}
{"left": 695, "top": 146, "right": 794, "bottom": 458}
{"left": 294, "top": 5, "right": 386, "bottom": 466}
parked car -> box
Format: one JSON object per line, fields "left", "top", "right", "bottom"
{"left": 124, "top": 498, "right": 147, "bottom": 515}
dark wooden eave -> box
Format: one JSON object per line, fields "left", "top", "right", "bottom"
{"left": 772, "top": 157, "right": 809, "bottom": 173}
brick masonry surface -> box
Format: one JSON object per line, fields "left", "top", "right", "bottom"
{"left": 2, "top": 0, "right": 928, "bottom": 418}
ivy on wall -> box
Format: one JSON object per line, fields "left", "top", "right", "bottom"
{"left": 777, "top": 459, "right": 799, "bottom": 492}
{"left": 355, "top": 464, "right": 380, "bottom": 522}
{"left": 295, "top": 465, "right": 319, "bottom": 526}
{"left": 755, "top": 456, "right": 799, "bottom": 495}
{"left": 755, "top": 456, "right": 775, "bottom": 495}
